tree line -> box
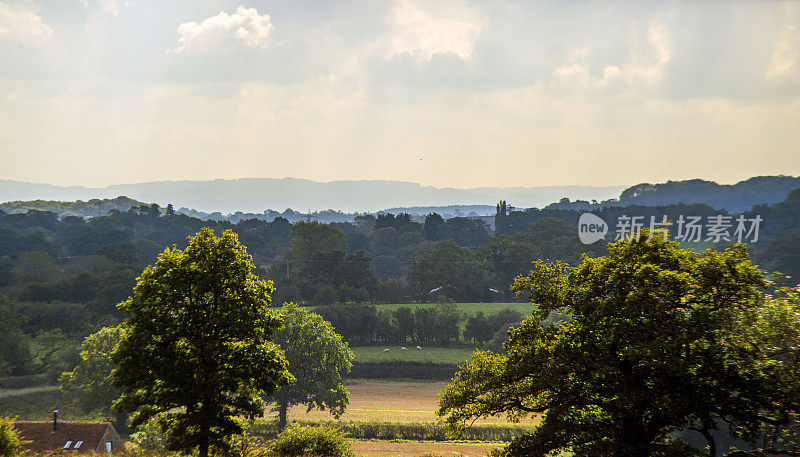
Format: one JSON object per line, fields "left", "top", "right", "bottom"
{"left": 314, "top": 303, "right": 527, "bottom": 347}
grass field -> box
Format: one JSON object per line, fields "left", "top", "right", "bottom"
{"left": 0, "top": 385, "right": 59, "bottom": 398}
{"left": 281, "top": 379, "right": 538, "bottom": 427}
{"left": 373, "top": 302, "right": 536, "bottom": 317}
{"left": 350, "top": 440, "right": 502, "bottom": 456}
{"left": 1, "top": 379, "right": 530, "bottom": 456}
{"left": 0, "top": 387, "right": 101, "bottom": 421}
{"left": 351, "top": 346, "right": 476, "bottom": 364}
{"left": 303, "top": 302, "right": 536, "bottom": 317}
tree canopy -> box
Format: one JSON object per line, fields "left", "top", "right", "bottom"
{"left": 111, "top": 228, "right": 292, "bottom": 457}
{"left": 270, "top": 302, "right": 353, "bottom": 430}
{"left": 59, "top": 325, "right": 125, "bottom": 428}
{"left": 438, "top": 232, "right": 800, "bottom": 457}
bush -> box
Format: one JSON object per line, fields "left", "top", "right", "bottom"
{"left": 249, "top": 420, "right": 529, "bottom": 444}
{"left": 129, "top": 416, "right": 169, "bottom": 452}
{"left": 0, "top": 417, "right": 28, "bottom": 457}
{"left": 312, "top": 286, "right": 338, "bottom": 306}
{"left": 268, "top": 424, "right": 353, "bottom": 457}
{"left": 337, "top": 421, "right": 527, "bottom": 442}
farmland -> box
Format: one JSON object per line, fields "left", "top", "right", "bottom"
{"left": 351, "top": 346, "right": 476, "bottom": 364}
{"left": 1, "top": 379, "right": 534, "bottom": 456}
{"left": 372, "top": 302, "right": 536, "bottom": 317}
{"left": 282, "top": 379, "right": 538, "bottom": 427}
{"left": 350, "top": 440, "right": 502, "bottom": 456}
{"left": 0, "top": 379, "right": 538, "bottom": 427}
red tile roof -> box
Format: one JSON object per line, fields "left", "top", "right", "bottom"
{"left": 13, "top": 421, "right": 122, "bottom": 454}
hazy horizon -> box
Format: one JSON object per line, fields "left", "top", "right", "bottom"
{"left": 0, "top": 177, "right": 629, "bottom": 213}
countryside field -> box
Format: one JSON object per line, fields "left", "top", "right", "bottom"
{"left": 373, "top": 302, "right": 535, "bottom": 317}
{"left": 283, "top": 379, "right": 538, "bottom": 427}
{"left": 351, "top": 346, "right": 476, "bottom": 364}
{"left": 1, "top": 379, "right": 531, "bottom": 456}
{"left": 304, "top": 302, "right": 536, "bottom": 318}
{"left": 350, "top": 440, "right": 502, "bottom": 456}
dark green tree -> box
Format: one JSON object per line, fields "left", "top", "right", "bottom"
{"left": 286, "top": 221, "right": 346, "bottom": 261}
{"left": 422, "top": 213, "right": 448, "bottom": 241}
{"left": 464, "top": 312, "right": 492, "bottom": 346}
{"left": 111, "top": 228, "right": 292, "bottom": 457}
{"left": 407, "top": 241, "right": 488, "bottom": 302}
{"left": 438, "top": 232, "right": 800, "bottom": 457}
{"left": 59, "top": 326, "right": 126, "bottom": 430}
{"left": 392, "top": 306, "right": 415, "bottom": 343}
{"left": 762, "top": 229, "right": 800, "bottom": 285}
{"left": 270, "top": 303, "right": 353, "bottom": 431}
{"left": 0, "top": 298, "right": 30, "bottom": 377}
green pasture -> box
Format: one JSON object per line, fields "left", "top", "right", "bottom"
{"left": 0, "top": 387, "right": 102, "bottom": 421}
{"left": 373, "top": 302, "right": 535, "bottom": 316}
{"left": 351, "top": 346, "right": 476, "bottom": 365}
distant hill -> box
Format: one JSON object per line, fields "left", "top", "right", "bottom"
{"left": 379, "top": 205, "right": 497, "bottom": 217}
{"left": 2, "top": 176, "right": 796, "bottom": 218}
{"left": 616, "top": 176, "right": 800, "bottom": 213}
{"left": 0, "top": 178, "right": 625, "bottom": 214}
{"left": 0, "top": 196, "right": 146, "bottom": 218}
{"left": 546, "top": 176, "right": 800, "bottom": 213}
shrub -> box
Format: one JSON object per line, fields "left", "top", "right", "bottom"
{"left": 268, "top": 424, "right": 353, "bottom": 457}
{"left": 335, "top": 421, "right": 527, "bottom": 442}
{"left": 312, "top": 286, "right": 338, "bottom": 306}
{"left": 0, "top": 417, "right": 28, "bottom": 457}
{"left": 249, "top": 420, "right": 529, "bottom": 444}
{"left": 129, "top": 416, "right": 169, "bottom": 452}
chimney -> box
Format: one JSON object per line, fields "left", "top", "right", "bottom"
{"left": 52, "top": 410, "right": 58, "bottom": 433}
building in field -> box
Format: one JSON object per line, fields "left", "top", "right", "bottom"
{"left": 14, "top": 417, "right": 124, "bottom": 454}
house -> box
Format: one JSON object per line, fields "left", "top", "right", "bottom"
{"left": 14, "top": 415, "right": 125, "bottom": 454}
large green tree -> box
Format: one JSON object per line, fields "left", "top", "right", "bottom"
{"left": 270, "top": 303, "right": 353, "bottom": 431}
{"left": 438, "top": 232, "right": 800, "bottom": 457}
{"left": 111, "top": 228, "right": 292, "bottom": 457}
{"left": 407, "top": 241, "right": 489, "bottom": 302}
{"left": 59, "top": 326, "right": 126, "bottom": 429}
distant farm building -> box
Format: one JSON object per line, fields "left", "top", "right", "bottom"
{"left": 14, "top": 419, "right": 124, "bottom": 454}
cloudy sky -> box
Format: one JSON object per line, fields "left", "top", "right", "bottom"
{"left": 1, "top": 0, "right": 798, "bottom": 188}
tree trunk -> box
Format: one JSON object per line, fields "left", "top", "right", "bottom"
{"left": 700, "top": 427, "right": 717, "bottom": 457}
{"left": 278, "top": 400, "right": 288, "bottom": 432}
{"left": 199, "top": 438, "right": 209, "bottom": 457}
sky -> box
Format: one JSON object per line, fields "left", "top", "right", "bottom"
{"left": 0, "top": 0, "right": 799, "bottom": 189}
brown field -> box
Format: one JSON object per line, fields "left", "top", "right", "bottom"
{"left": 351, "top": 440, "right": 501, "bottom": 456}
{"left": 278, "top": 379, "right": 538, "bottom": 426}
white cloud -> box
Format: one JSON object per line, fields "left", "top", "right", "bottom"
{"left": 0, "top": 2, "right": 53, "bottom": 45}
{"left": 766, "top": 25, "right": 799, "bottom": 79}
{"left": 549, "top": 22, "right": 672, "bottom": 94}
{"left": 600, "top": 22, "right": 672, "bottom": 87}
{"left": 169, "top": 6, "right": 273, "bottom": 54}
{"left": 379, "top": 0, "right": 481, "bottom": 62}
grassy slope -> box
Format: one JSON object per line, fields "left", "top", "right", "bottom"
{"left": 0, "top": 388, "right": 102, "bottom": 421}
{"left": 280, "top": 379, "right": 538, "bottom": 426}
{"left": 373, "top": 302, "right": 536, "bottom": 316}
{"left": 303, "top": 302, "right": 537, "bottom": 317}
{"left": 351, "top": 346, "right": 476, "bottom": 364}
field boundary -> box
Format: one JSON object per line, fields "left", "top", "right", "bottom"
{"left": 251, "top": 419, "right": 532, "bottom": 443}
{"left": 348, "top": 362, "right": 459, "bottom": 380}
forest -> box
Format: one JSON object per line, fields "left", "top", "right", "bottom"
{"left": 0, "top": 186, "right": 798, "bottom": 381}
